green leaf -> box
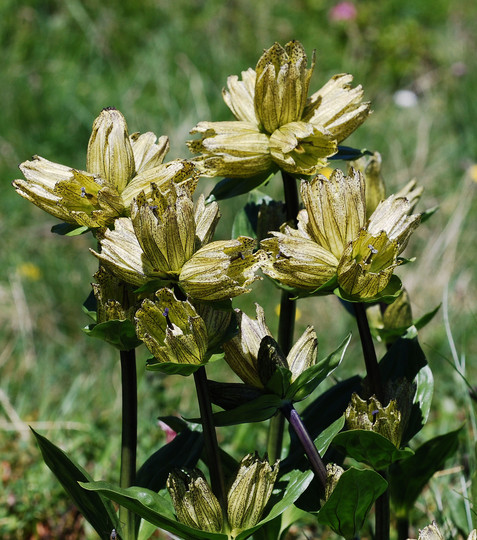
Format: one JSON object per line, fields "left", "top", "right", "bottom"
{"left": 83, "top": 319, "right": 142, "bottom": 351}
{"left": 51, "top": 222, "right": 89, "bottom": 236}
{"left": 286, "top": 333, "right": 351, "bottom": 401}
{"left": 80, "top": 482, "right": 227, "bottom": 540}
{"left": 316, "top": 467, "right": 388, "bottom": 538}
{"left": 136, "top": 429, "right": 203, "bottom": 492}
{"left": 389, "top": 427, "right": 461, "bottom": 516}
{"left": 134, "top": 279, "right": 174, "bottom": 295}
{"left": 329, "top": 145, "right": 373, "bottom": 161}
{"left": 31, "top": 429, "right": 120, "bottom": 538}
{"left": 315, "top": 415, "right": 346, "bottom": 456}
{"left": 145, "top": 358, "right": 206, "bottom": 376}
{"left": 206, "top": 171, "right": 276, "bottom": 202}
{"left": 334, "top": 274, "right": 403, "bottom": 304}
{"left": 332, "top": 430, "right": 414, "bottom": 470}
{"left": 420, "top": 205, "right": 439, "bottom": 224}
{"left": 265, "top": 366, "right": 292, "bottom": 398}
{"left": 235, "top": 470, "right": 314, "bottom": 540}
{"left": 201, "top": 394, "right": 284, "bottom": 426}
{"left": 232, "top": 205, "right": 256, "bottom": 239}
{"left": 403, "top": 364, "right": 434, "bottom": 444}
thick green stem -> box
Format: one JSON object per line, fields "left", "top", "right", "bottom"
{"left": 193, "top": 366, "right": 227, "bottom": 519}
{"left": 267, "top": 171, "right": 299, "bottom": 462}
{"left": 353, "top": 303, "right": 389, "bottom": 540}
{"left": 119, "top": 349, "right": 137, "bottom": 540}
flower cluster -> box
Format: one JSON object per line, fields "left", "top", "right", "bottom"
{"left": 189, "top": 41, "right": 370, "bottom": 177}
{"left": 13, "top": 39, "right": 429, "bottom": 539}
{"left": 261, "top": 167, "right": 421, "bottom": 298}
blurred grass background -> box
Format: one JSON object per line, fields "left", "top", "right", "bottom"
{"left": 1, "top": 0, "right": 476, "bottom": 537}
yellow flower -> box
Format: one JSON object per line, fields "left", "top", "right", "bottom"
{"left": 227, "top": 453, "right": 279, "bottom": 536}
{"left": 179, "top": 237, "right": 266, "bottom": 301}
{"left": 92, "top": 179, "right": 264, "bottom": 301}
{"left": 92, "top": 176, "right": 218, "bottom": 284}
{"left": 261, "top": 168, "right": 421, "bottom": 298}
{"left": 337, "top": 195, "right": 421, "bottom": 298}
{"left": 189, "top": 41, "right": 370, "bottom": 178}
{"left": 13, "top": 107, "right": 189, "bottom": 228}
{"left": 135, "top": 288, "right": 208, "bottom": 365}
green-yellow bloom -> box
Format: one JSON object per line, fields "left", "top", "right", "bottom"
{"left": 223, "top": 304, "right": 318, "bottom": 389}
{"left": 13, "top": 107, "right": 190, "bottom": 228}
{"left": 189, "top": 41, "right": 370, "bottom": 177}
{"left": 92, "top": 178, "right": 264, "bottom": 301}
{"left": 261, "top": 168, "right": 421, "bottom": 299}
{"left": 135, "top": 288, "right": 208, "bottom": 365}
{"left": 346, "top": 393, "right": 403, "bottom": 448}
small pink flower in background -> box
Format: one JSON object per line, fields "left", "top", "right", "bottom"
{"left": 329, "top": 1, "right": 357, "bottom": 21}
{"left": 158, "top": 420, "right": 177, "bottom": 443}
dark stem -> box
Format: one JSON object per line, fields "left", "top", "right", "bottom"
{"left": 119, "top": 349, "right": 137, "bottom": 540}
{"left": 193, "top": 366, "right": 227, "bottom": 517}
{"left": 353, "top": 303, "right": 389, "bottom": 540}
{"left": 267, "top": 171, "right": 300, "bottom": 462}
{"left": 397, "top": 516, "right": 409, "bottom": 540}
{"left": 376, "top": 470, "right": 390, "bottom": 540}
{"left": 280, "top": 401, "right": 327, "bottom": 491}
{"left": 353, "top": 302, "right": 385, "bottom": 404}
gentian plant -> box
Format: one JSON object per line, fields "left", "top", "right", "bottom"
{"left": 13, "top": 41, "right": 469, "bottom": 540}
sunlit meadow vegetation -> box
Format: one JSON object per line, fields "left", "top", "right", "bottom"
{"left": 1, "top": 0, "right": 476, "bottom": 537}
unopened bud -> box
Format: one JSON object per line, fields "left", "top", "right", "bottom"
{"left": 167, "top": 469, "right": 224, "bottom": 533}
{"left": 227, "top": 453, "right": 279, "bottom": 535}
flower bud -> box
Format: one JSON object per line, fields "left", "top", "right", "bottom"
{"left": 135, "top": 288, "right": 208, "bottom": 365}
{"left": 167, "top": 469, "right": 224, "bottom": 533}
{"left": 322, "top": 463, "right": 344, "bottom": 503}
{"left": 254, "top": 41, "right": 315, "bottom": 134}
{"left": 227, "top": 453, "right": 279, "bottom": 535}
{"left": 87, "top": 107, "right": 135, "bottom": 192}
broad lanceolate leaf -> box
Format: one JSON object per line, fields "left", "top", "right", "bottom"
{"left": 286, "top": 333, "right": 351, "bottom": 401}
{"left": 84, "top": 319, "right": 142, "bottom": 351}
{"left": 51, "top": 222, "right": 89, "bottom": 236}
{"left": 316, "top": 467, "right": 388, "bottom": 538}
{"left": 329, "top": 145, "right": 373, "bottom": 161}
{"left": 31, "top": 429, "right": 120, "bottom": 538}
{"left": 389, "top": 427, "right": 461, "bottom": 516}
{"left": 80, "top": 482, "right": 227, "bottom": 540}
{"left": 332, "top": 430, "right": 414, "bottom": 470}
